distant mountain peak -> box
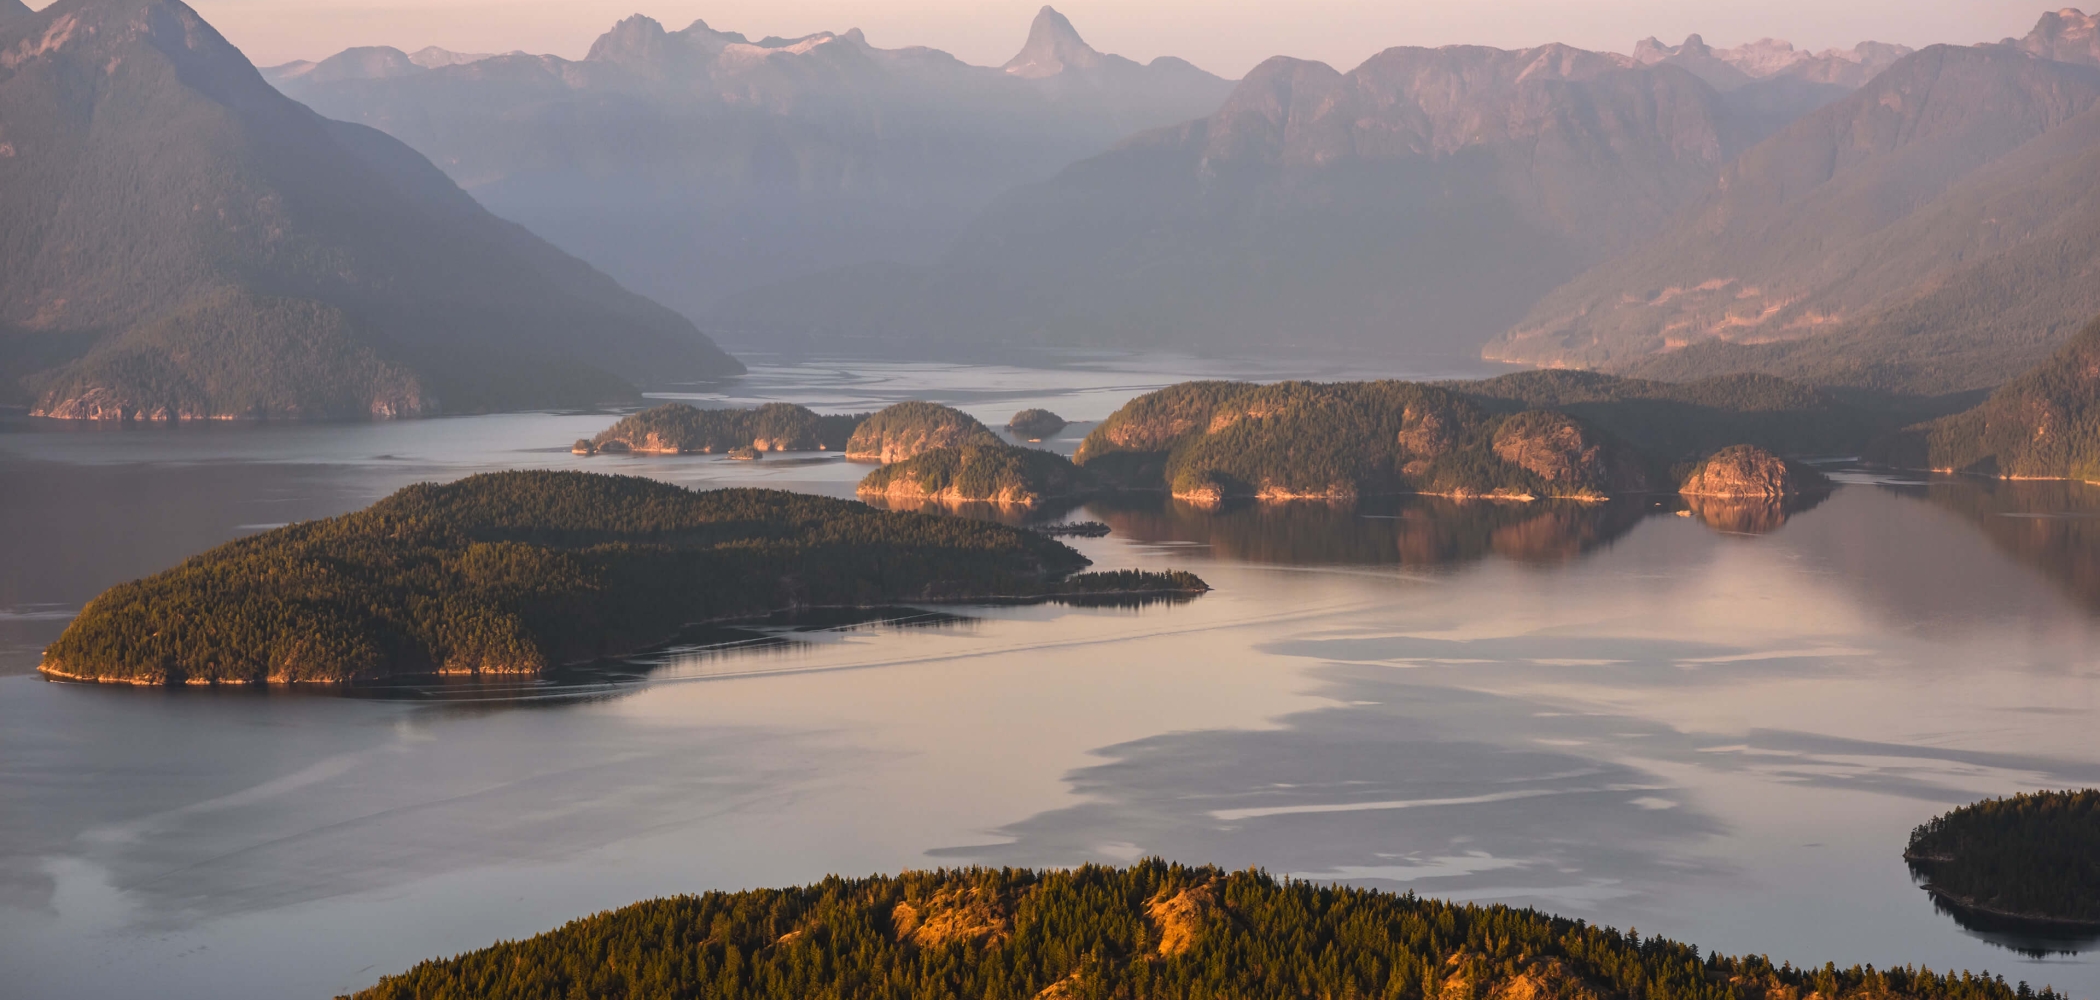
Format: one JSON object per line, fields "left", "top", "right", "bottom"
{"left": 2011, "top": 7, "right": 2100, "bottom": 66}
{"left": 586, "top": 14, "right": 669, "bottom": 65}
{"left": 1003, "top": 5, "right": 1103, "bottom": 78}
{"left": 1631, "top": 30, "right": 1910, "bottom": 88}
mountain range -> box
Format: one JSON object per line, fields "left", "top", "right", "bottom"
{"left": 0, "top": 0, "right": 740, "bottom": 419}
{"left": 266, "top": 7, "right": 1233, "bottom": 322}
{"left": 711, "top": 32, "right": 1895, "bottom": 360}
{"left": 1489, "top": 9, "right": 2100, "bottom": 394}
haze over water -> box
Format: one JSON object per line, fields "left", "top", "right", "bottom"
{"left": 4, "top": 357, "right": 2099, "bottom": 999}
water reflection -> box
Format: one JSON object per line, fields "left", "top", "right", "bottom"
{"left": 1902, "top": 478, "right": 2100, "bottom": 614}
{"left": 1916, "top": 888, "right": 2100, "bottom": 958}
{"left": 1087, "top": 494, "right": 1655, "bottom": 567}
{"left": 1681, "top": 491, "right": 1831, "bottom": 535}
{"left": 322, "top": 608, "right": 977, "bottom": 709}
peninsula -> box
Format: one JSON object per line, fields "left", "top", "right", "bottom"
{"left": 39, "top": 471, "right": 1204, "bottom": 685}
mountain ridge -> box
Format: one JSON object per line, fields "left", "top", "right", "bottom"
{"left": 0, "top": 0, "right": 740, "bottom": 419}
{"left": 714, "top": 37, "right": 1828, "bottom": 357}
{"left": 1487, "top": 30, "right": 2100, "bottom": 394}
{"left": 266, "top": 6, "right": 1234, "bottom": 322}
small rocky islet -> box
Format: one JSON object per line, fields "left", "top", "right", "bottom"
{"left": 1007, "top": 408, "right": 1070, "bottom": 440}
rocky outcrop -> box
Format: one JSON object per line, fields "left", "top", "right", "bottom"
{"left": 1145, "top": 881, "right": 1218, "bottom": 957}
{"left": 1679, "top": 444, "right": 1825, "bottom": 498}
{"left": 1489, "top": 411, "right": 1653, "bottom": 499}
{"left": 1007, "top": 408, "right": 1069, "bottom": 441}
{"left": 892, "top": 886, "right": 1009, "bottom": 949}
{"left": 845, "top": 402, "right": 1001, "bottom": 463}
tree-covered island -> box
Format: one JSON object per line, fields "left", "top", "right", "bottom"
{"left": 39, "top": 471, "right": 1205, "bottom": 686}
{"left": 1906, "top": 790, "right": 2100, "bottom": 926}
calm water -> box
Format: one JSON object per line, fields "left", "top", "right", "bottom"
{"left": 4, "top": 356, "right": 2100, "bottom": 999}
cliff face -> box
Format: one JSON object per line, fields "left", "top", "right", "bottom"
{"left": 1078, "top": 380, "right": 1655, "bottom": 502}
{"left": 1, "top": 0, "right": 740, "bottom": 420}
{"left": 1680, "top": 444, "right": 1823, "bottom": 498}
{"left": 1491, "top": 412, "right": 1652, "bottom": 497}
{"left": 845, "top": 402, "right": 1001, "bottom": 463}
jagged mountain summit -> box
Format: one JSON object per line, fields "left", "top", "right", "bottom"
{"left": 1489, "top": 10, "right": 2100, "bottom": 394}
{"left": 1632, "top": 33, "right": 1912, "bottom": 89}
{"left": 0, "top": 0, "right": 739, "bottom": 420}
{"left": 266, "top": 7, "right": 1233, "bottom": 324}
{"left": 716, "top": 38, "right": 1849, "bottom": 360}
{"left": 1003, "top": 6, "right": 1102, "bottom": 77}
{"left": 2009, "top": 7, "right": 2100, "bottom": 65}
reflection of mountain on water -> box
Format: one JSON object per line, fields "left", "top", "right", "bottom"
{"left": 1904, "top": 479, "right": 2100, "bottom": 613}
{"left": 1682, "top": 491, "right": 1830, "bottom": 535}
{"left": 1084, "top": 494, "right": 1653, "bottom": 568}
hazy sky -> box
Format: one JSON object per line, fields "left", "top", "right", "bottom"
{"left": 139, "top": 1, "right": 2068, "bottom": 74}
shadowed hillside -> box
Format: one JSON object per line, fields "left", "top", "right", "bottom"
{"left": 1874, "top": 316, "right": 2100, "bottom": 480}
{"left": 268, "top": 6, "right": 1232, "bottom": 322}
{"left": 0, "top": 0, "right": 740, "bottom": 419}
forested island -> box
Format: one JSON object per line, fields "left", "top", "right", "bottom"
{"left": 1906, "top": 790, "right": 2100, "bottom": 926}
{"left": 846, "top": 402, "right": 1003, "bottom": 463}
{"left": 1008, "top": 409, "right": 1070, "bottom": 440}
{"left": 39, "top": 472, "right": 1204, "bottom": 686}
{"left": 859, "top": 444, "right": 1097, "bottom": 505}
{"left": 1074, "top": 381, "right": 1657, "bottom": 503}
{"left": 352, "top": 861, "right": 2056, "bottom": 1000}
{"left": 583, "top": 403, "right": 866, "bottom": 455}
{"left": 831, "top": 373, "right": 1891, "bottom": 508}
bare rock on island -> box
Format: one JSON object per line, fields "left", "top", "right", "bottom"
{"left": 1680, "top": 444, "right": 1824, "bottom": 498}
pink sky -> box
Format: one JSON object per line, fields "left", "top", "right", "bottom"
{"left": 83, "top": 0, "right": 2071, "bottom": 75}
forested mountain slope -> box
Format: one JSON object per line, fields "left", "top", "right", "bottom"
{"left": 1874, "top": 315, "right": 2100, "bottom": 480}
{"left": 718, "top": 40, "right": 1835, "bottom": 359}
{"left": 1492, "top": 12, "right": 2100, "bottom": 394}
{"left": 0, "top": 0, "right": 740, "bottom": 419}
